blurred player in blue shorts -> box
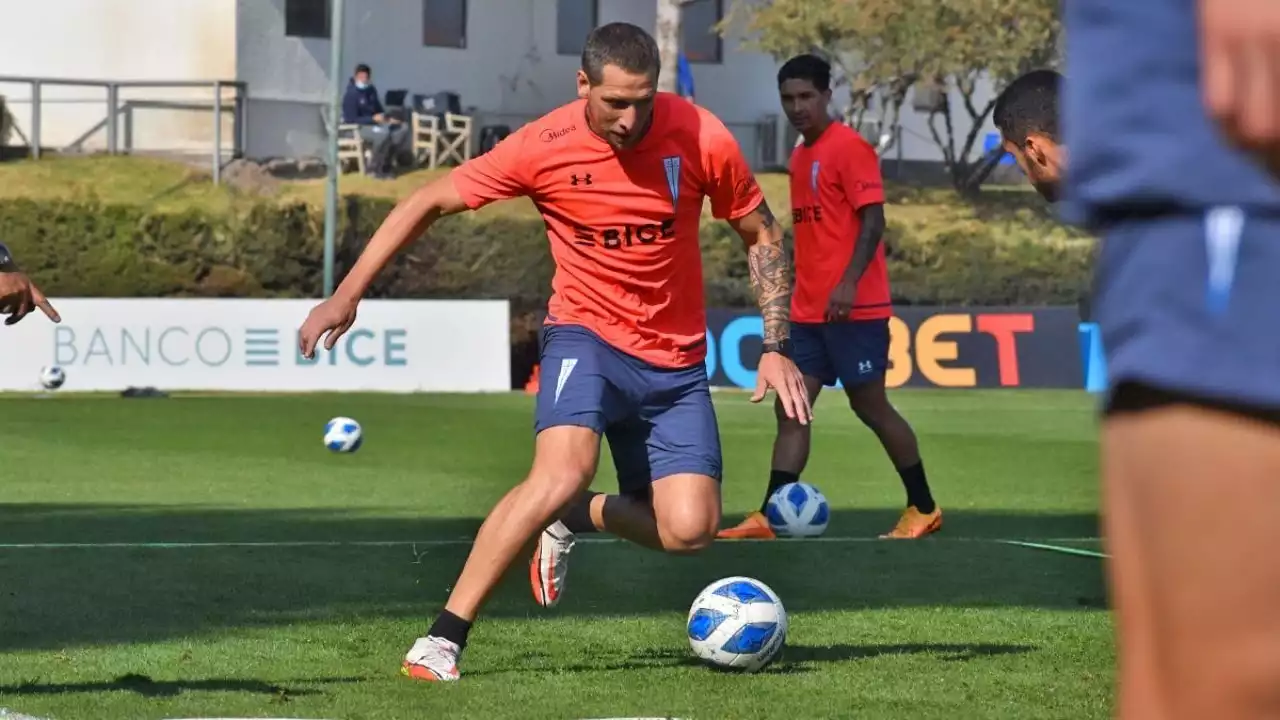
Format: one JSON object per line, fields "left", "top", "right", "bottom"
{"left": 995, "top": 2, "right": 1280, "bottom": 717}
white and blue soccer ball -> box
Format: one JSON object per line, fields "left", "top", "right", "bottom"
{"left": 765, "top": 481, "right": 830, "bottom": 538}
{"left": 323, "top": 416, "right": 363, "bottom": 453}
{"left": 686, "top": 576, "right": 788, "bottom": 672}
{"left": 39, "top": 365, "right": 66, "bottom": 391}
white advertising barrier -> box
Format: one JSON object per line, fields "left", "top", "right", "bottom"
{"left": 0, "top": 299, "right": 511, "bottom": 393}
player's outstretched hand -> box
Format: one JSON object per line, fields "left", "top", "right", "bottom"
{"left": 1201, "top": 0, "right": 1280, "bottom": 177}
{"left": 0, "top": 272, "right": 60, "bottom": 326}
{"left": 752, "top": 352, "right": 812, "bottom": 425}
{"left": 298, "top": 294, "right": 358, "bottom": 359}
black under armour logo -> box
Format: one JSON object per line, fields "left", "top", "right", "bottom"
{"left": 570, "top": 173, "right": 593, "bottom": 186}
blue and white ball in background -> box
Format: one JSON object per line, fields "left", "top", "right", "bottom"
{"left": 39, "top": 365, "right": 66, "bottom": 391}
{"left": 765, "top": 481, "right": 830, "bottom": 538}
{"left": 323, "top": 416, "right": 363, "bottom": 453}
{"left": 687, "top": 576, "right": 788, "bottom": 672}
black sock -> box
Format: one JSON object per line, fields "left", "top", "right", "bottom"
{"left": 898, "top": 461, "right": 935, "bottom": 514}
{"left": 760, "top": 470, "right": 800, "bottom": 513}
{"left": 560, "top": 491, "right": 601, "bottom": 534}
{"left": 427, "top": 609, "right": 472, "bottom": 650}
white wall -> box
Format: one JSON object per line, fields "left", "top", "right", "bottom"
{"left": 0, "top": 299, "right": 512, "bottom": 393}
{"left": 236, "top": 0, "right": 786, "bottom": 162}
{"left": 0, "top": 0, "right": 237, "bottom": 153}
{"left": 0, "top": 0, "right": 997, "bottom": 165}
{"left": 235, "top": 0, "right": 995, "bottom": 165}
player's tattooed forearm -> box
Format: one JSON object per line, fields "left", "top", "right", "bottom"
{"left": 756, "top": 200, "right": 776, "bottom": 229}
{"left": 748, "top": 240, "right": 791, "bottom": 345}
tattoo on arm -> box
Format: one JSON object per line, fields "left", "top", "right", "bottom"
{"left": 757, "top": 201, "right": 776, "bottom": 229}
{"left": 745, "top": 201, "right": 791, "bottom": 345}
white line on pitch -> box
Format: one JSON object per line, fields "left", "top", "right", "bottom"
{"left": 0, "top": 537, "right": 1102, "bottom": 550}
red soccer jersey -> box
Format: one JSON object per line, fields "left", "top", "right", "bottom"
{"left": 450, "top": 93, "right": 764, "bottom": 368}
{"left": 788, "top": 122, "right": 890, "bottom": 323}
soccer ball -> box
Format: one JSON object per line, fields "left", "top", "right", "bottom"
{"left": 686, "top": 576, "right": 788, "bottom": 672}
{"left": 39, "top": 365, "right": 66, "bottom": 391}
{"left": 323, "top": 416, "right": 363, "bottom": 453}
{"left": 765, "top": 481, "right": 830, "bottom": 538}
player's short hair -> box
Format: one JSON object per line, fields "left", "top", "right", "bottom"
{"left": 993, "top": 69, "right": 1062, "bottom": 144}
{"left": 354, "top": 63, "right": 371, "bottom": 76}
{"left": 777, "top": 54, "right": 832, "bottom": 92}
{"left": 581, "top": 22, "right": 661, "bottom": 85}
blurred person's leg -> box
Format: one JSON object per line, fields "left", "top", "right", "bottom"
{"left": 1095, "top": 215, "right": 1280, "bottom": 720}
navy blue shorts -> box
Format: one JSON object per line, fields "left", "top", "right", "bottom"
{"left": 1095, "top": 209, "right": 1280, "bottom": 414}
{"left": 792, "top": 320, "right": 890, "bottom": 388}
{"left": 534, "top": 324, "right": 722, "bottom": 494}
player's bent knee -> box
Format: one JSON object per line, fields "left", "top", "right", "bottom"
{"left": 852, "top": 405, "right": 881, "bottom": 428}
{"left": 660, "top": 516, "right": 717, "bottom": 554}
{"left": 651, "top": 473, "right": 721, "bottom": 554}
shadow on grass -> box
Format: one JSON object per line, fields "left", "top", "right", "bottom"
{"left": 471, "top": 642, "right": 1038, "bottom": 677}
{"left": 0, "top": 672, "right": 362, "bottom": 698}
{"left": 0, "top": 503, "right": 1104, "bottom": 653}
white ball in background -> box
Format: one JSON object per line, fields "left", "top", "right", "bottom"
{"left": 765, "top": 481, "right": 830, "bottom": 538}
{"left": 324, "top": 416, "right": 363, "bottom": 453}
{"left": 39, "top": 365, "right": 66, "bottom": 391}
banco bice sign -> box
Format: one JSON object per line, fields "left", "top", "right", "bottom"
{"left": 0, "top": 299, "right": 510, "bottom": 393}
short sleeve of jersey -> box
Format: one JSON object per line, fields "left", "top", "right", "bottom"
{"left": 836, "top": 135, "right": 886, "bottom": 210}
{"left": 450, "top": 126, "right": 534, "bottom": 209}
{"left": 700, "top": 114, "right": 765, "bottom": 220}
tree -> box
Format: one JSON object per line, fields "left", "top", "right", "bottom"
{"left": 655, "top": 0, "right": 697, "bottom": 94}
{"left": 723, "top": 0, "right": 1060, "bottom": 191}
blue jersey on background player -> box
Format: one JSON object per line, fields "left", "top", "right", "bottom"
{"left": 995, "top": 2, "right": 1280, "bottom": 718}
{"left": 1062, "top": 0, "right": 1280, "bottom": 413}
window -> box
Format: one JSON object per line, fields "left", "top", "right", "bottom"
{"left": 423, "top": 0, "right": 467, "bottom": 49}
{"left": 556, "top": 0, "right": 598, "bottom": 56}
{"left": 285, "top": 0, "right": 330, "bottom": 38}
{"left": 682, "top": 0, "right": 722, "bottom": 64}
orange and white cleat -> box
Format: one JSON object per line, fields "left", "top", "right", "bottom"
{"left": 716, "top": 511, "right": 777, "bottom": 540}
{"left": 530, "top": 520, "right": 576, "bottom": 607}
{"left": 880, "top": 506, "right": 943, "bottom": 539}
{"left": 401, "top": 635, "right": 461, "bottom": 682}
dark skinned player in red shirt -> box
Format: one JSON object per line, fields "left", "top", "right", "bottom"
{"left": 719, "top": 55, "right": 940, "bottom": 541}
{"left": 298, "top": 23, "right": 810, "bottom": 681}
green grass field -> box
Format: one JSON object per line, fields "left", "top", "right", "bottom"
{"left": 0, "top": 390, "right": 1112, "bottom": 720}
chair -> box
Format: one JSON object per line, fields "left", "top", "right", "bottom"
{"left": 411, "top": 113, "right": 440, "bottom": 169}
{"left": 437, "top": 112, "right": 474, "bottom": 165}
{"left": 336, "top": 123, "right": 367, "bottom": 174}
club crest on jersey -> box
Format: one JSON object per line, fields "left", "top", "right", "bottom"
{"left": 662, "top": 156, "right": 681, "bottom": 210}
{"left": 811, "top": 160, "right": 821, "bottom": 192}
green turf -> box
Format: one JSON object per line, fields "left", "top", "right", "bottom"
{"left": 0, "top": 390, "right": 1111, "bottom": 720}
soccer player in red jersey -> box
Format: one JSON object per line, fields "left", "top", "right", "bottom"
{"left": 298, "top": 23, "right": 810, "bottom": 681}
{"left": 719, "top": 55, "right": 940, "bottom": 542}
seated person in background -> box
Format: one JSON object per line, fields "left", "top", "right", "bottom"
{"left": 342, "top": 63, "right": 411, "bottom": 179}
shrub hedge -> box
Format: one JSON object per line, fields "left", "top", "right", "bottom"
{"left": 0, "top": 196, "right": 1094, "bottom": 383}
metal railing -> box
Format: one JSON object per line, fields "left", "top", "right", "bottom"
{"left": 0, "top": 76, "right": 247, "bottom": 184}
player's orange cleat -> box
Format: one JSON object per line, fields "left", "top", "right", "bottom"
{"left": 880, "top": 506, "right": 942, "bottom": 539}
{"left": 401, "top": 635, "right": 461, "bottom": 682}
{"left": 716, "top": 511, "right": 777, "bottom": 540}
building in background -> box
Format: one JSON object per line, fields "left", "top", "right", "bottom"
{"left": 0, "top": 0, "right": 1000, "bottom": 170}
